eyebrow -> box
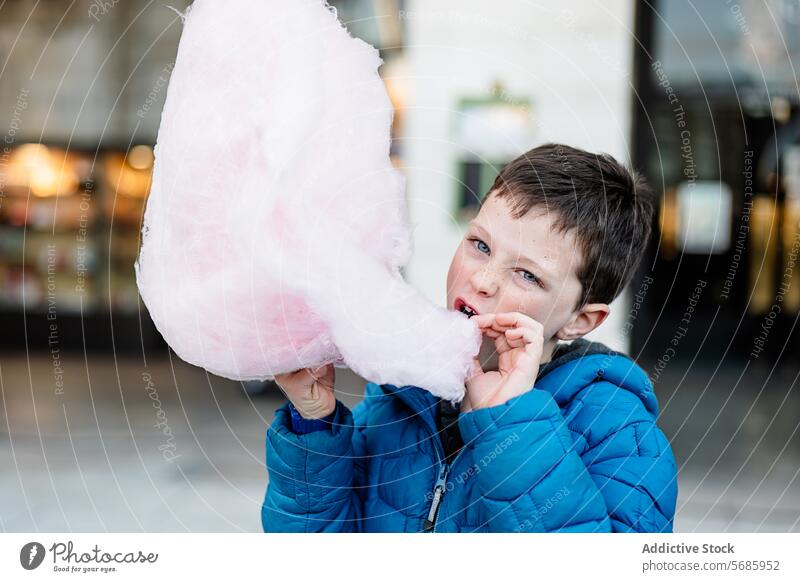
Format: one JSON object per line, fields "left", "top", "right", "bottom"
{"left": 469, "top": 220, "right": 556, "bottom": 281}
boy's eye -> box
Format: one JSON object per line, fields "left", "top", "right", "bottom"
{"left": 469, "top": 238, "right": 490, "bottom": 255}
{"left": 519, "top": 270, "right": 543, "bottom": 288}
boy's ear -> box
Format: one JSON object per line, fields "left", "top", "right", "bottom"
{"left": 555, "top": 303, "right": 610, "bottom": 340}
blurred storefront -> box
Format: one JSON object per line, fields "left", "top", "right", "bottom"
{"left": 4, "top": 0, "right": 797, "bottom": 369}
{"left": 631, "top": 0, "right": 800, "bottom": 369}
{"left": 0, "top": 1, "right": 191, "bottom": 350}
{"left": 0, "top": 142, "right": 158, "bottom": 350}
{"left": 0, "top": 0, "right": 406, "bottom": 352}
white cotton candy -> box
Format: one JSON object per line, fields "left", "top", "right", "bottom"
{"left": 134, "top": 0, "right": 480, "bottom": 401}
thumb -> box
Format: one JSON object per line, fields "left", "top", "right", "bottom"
{"left": 313, "top": 363, "right": 335, "bottom": 388}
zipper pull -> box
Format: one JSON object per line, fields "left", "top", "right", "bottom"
{"left": 423, "top": 463, "right": 450, "bottom": 532}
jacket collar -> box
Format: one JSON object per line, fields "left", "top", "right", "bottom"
{"left": 376, "top": 382, "right": 440, "bottom": 436}
{"left": 535, "top": 340, "right": 658, "bottom": 416}
{"left": 374, "top": 338, "right": 614, "bottom": 415}
{"left": 372, "top": 339, "right": 657, "bottom": 426}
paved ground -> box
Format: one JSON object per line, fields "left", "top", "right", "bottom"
{"left": 1, "top": 351, "right": 798, "bottom": 532}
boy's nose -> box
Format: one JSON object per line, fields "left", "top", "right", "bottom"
{"left": 470, "top": 268, "right": 499, "bottom": 297}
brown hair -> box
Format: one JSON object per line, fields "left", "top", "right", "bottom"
{"left": 484, "top": 143, "right": 655, "bottom": 308}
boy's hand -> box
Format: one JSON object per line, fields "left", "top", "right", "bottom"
{"left": 461, "top": 312, "right": 544, "bottom": 413}
{"left": 274, "top": 364, "right": 336, "bottom": 419}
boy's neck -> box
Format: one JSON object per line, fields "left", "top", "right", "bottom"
{"left": 540, "top": 339, "right": 556, "bottom": 366}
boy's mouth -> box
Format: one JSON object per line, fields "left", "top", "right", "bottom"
{"left": 454, "top": 297, "right": 479, "bottom": 318}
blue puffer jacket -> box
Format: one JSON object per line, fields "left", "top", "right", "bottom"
{"left": 262, "top": 340, "right": 678, "bottom": 532}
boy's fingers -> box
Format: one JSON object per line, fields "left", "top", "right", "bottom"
{"left": 494, "top": 333, "right": 512, "bottom": 353}
{"left": 482, "top": 327, "right": 502, "bottom": 339}
{"left": 503, "top": 330, "right": 525, "bottom": 348}
{"left": 476, "top": 312, "right": 544, "bottom": 346}
{"left": 481, "top": 318, "right": 513, "bottom": 336}
{"left": 500, "top": 354, "right": 537, "bottom": 398}
{"left": 496, "top": 326, "right": 537, "bottom": 351}
{"left": 311, "top": 365, "right": 335, "bottom": 390}
{"left": 494, "top": 311, "right": 521, "bottom": 325}
{"left": 496, "top": 311, "right": 543, "bottom": 333}
{"left": 473, "top": 315, "right": 500, "bottom": 338}
{"left": 484, "top": 312, "right": 526, "bottom": 334}
{"left": 309, "top": 363, "right": 331, "bottom": 380}
{"left": 504, "top": 327, "right": 538, "bottom": 348}
{"left": 472, "top": 314, "right": 495, "bottom": 328}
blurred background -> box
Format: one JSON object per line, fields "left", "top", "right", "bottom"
{"left": 0, "top": 0, "right": 799, "bottom": 532}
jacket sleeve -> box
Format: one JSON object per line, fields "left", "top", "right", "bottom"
{"left": 459, "top": 388, "right": 611, "bottom": 532}
{"left": 261, "top": 398, "right": 368, "bottom": 532}
{"left": 458, "top": 385, "right": 677, "bottom": 533}
{"left": 572, "top": 381, "right": 678, "bottom": 532}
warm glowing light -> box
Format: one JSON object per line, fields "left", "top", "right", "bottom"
{"left": 7, "top": 144, "right": 78, "bottom": 197}
{"left": 127, "top": 145, "right": 154, "bottom": 170}
{"left": 104, "top": 152, "right": 152, "bottom": 198}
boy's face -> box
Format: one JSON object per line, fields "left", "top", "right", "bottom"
{"left": 446, "top": 191, "right": 609, "bottom": 362}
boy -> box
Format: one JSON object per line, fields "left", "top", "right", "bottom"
{"left": 262, "top": 143, "right": 678, "bottom": 532}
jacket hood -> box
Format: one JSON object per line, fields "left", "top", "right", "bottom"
{"left": 535, "top": 339, "right": 658, "bottom": 418}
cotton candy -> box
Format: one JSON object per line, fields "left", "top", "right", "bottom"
{"left": 134, "top": 0, "right": 480, "bottom": 401}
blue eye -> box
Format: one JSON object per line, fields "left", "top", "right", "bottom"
{"left": 519, "top": 270, "right": 542, "bottom": 287}
{"left": 470, "top": 238, "right": 490, "bottom": 254}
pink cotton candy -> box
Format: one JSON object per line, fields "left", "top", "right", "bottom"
{"left": 134, "top": 0, "right": 480, "bottom": 401}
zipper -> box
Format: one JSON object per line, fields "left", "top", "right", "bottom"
{"left": 423, "top": 445, "right": 468, "bottom": 532}
{"left": 381, "top": 386, "right": 466, "bottom": 533}
{"left": 423, "top": 463, "right": 449, "bottom": 531}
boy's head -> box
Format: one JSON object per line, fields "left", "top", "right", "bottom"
{"left": 446, "top": 143, "right": 655, "bottom": 359}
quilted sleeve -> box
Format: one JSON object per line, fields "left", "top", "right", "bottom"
{"left": 261, "top": 399, "right": 364, "bottom": 532}
{"left": 573, "top": 381, "right": 678, "bottom": 532}
{"left": 459, "top": 383, "right": 678, "bottom": 533}
{"left": 458, "top": 388, "right": 612, "bottom": 532}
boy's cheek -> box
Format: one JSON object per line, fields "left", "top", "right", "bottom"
{"left": 542, "top": 316, "right": 572, "bottom": 343}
